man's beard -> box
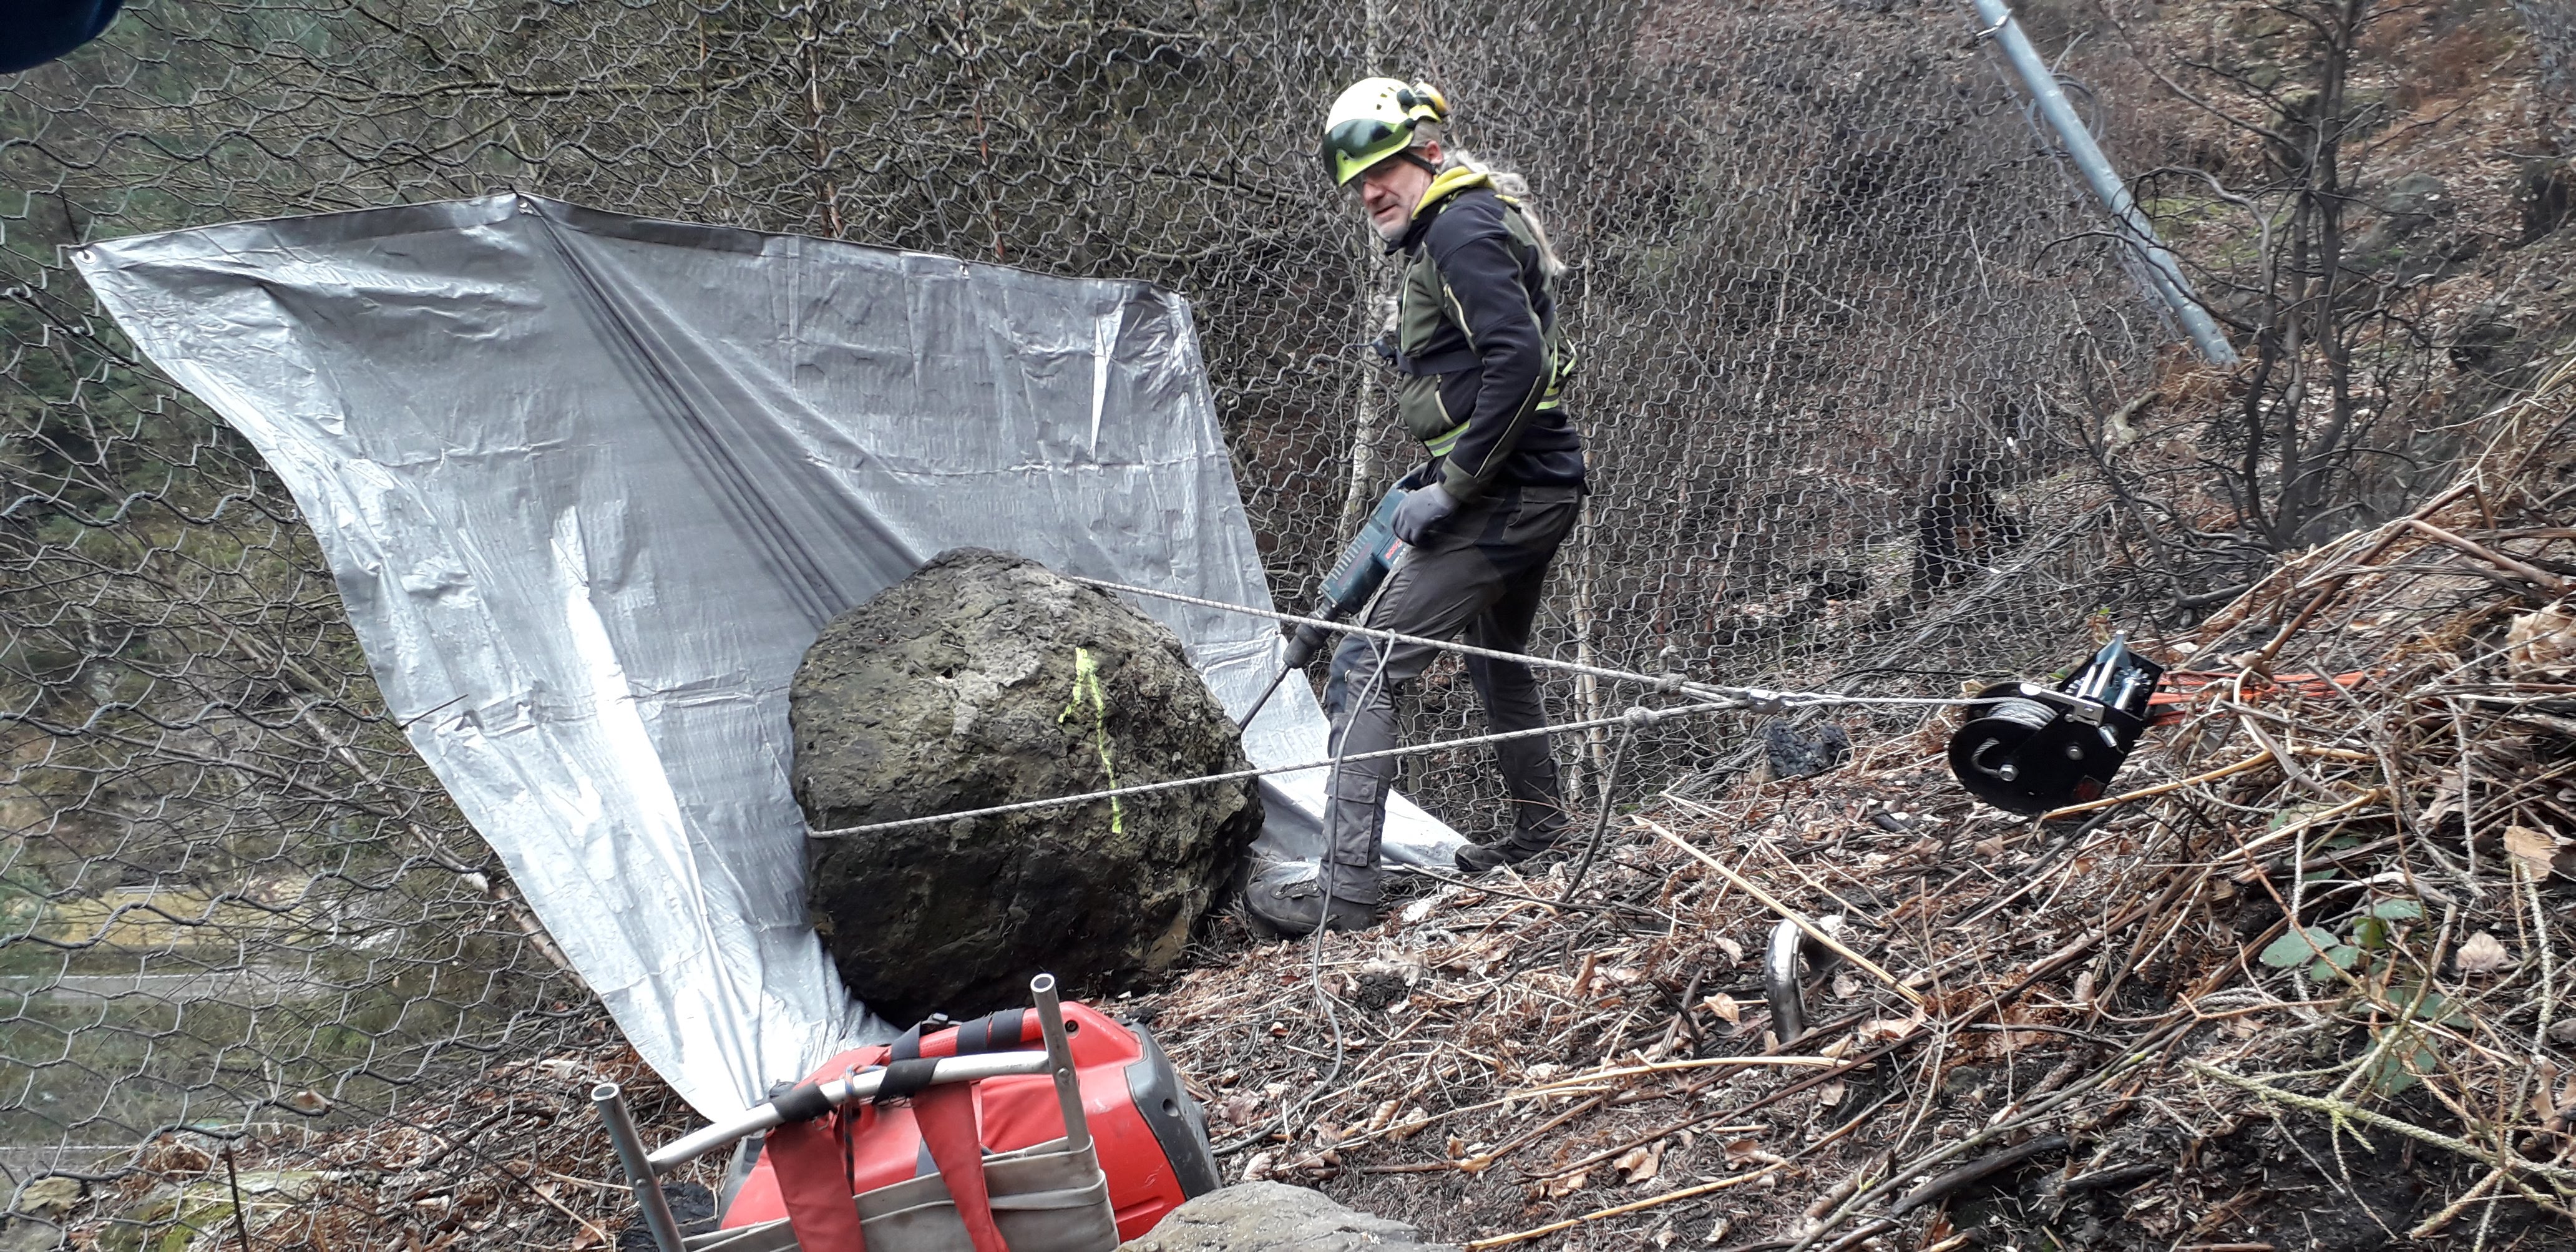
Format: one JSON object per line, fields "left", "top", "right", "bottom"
{"left": 1372, "top": 213, "right": 1410, "bottom": 243}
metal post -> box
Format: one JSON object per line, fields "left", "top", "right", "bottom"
{"left": 1028, "top": 974, "right": 1093, "bottom": 1153}
{"left": 1971, "top": 0, "right": 2240, "bottom": 366}
{"left": 594, "top": 1082, "right": 688, "bottom": 1252}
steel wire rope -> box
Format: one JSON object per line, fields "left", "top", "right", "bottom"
{"left": 1065, "top": 575, "right": 1986, "bottom": 711}
{"left": 806, "top": 579, "right": 2002, "bottom": 841}
{"left": 801, "top": 705, "right": 1739, "bottom": 838}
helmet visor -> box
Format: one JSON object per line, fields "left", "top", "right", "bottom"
{"left": 1322, "top": 116, "right": 1406, "bottom": 186}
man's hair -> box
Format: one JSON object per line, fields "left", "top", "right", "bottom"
{"left": 1435, "top": 145, "right": 1568, "bottom": 280}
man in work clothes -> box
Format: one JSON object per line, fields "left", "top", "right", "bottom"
{"left": 1246, "top": 78, "right": 1587, "bottom": 937}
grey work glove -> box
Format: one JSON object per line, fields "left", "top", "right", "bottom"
{"left": 1391, "top": 481, "right": 1459, "bottom": 546}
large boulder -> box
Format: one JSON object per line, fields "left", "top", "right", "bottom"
{"left": 793, "top": 548, "right": 1261, "bottom": 1024}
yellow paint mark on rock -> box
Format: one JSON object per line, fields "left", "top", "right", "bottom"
{"left": 1060, "top": 646, "right": 1124, "bottom": 834}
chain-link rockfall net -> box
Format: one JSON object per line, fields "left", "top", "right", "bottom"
{"left": 3, "top": 0, "right": 2255, "bottom": 1240}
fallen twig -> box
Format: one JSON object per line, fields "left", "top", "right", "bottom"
{"left": 2183, "top": 1061, "right": 2576, "bottom": 1190}
{"left": 2404, "top": 519, "right": 2569, "bottom": 595}
{"left": 1645, "top": 818, "right": 1925, "bottom": 1007}
{"left": 1887, "top": 1133, "right": 2071, "bottom": 1215}
{"left": 1513, "top": 1055, "right": 1840, "bottom": 1097}
{"left": 1462, "top": 1162, "right": 1792, "bottom": 1250}
{"left": 1789, "top": 1025, "right": 2182, "bottom": 1252}
{"left": 2040, "top": 751, "right": 2275, "bottom": 820}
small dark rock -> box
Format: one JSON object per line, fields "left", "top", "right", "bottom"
{"left": 0, "top": 1220, "right": 65, "bottom": 1252}
{"left": 1808, "top": 567, "right": 1869, "bottom": 600}
{"left": 1763, "top": 719, "right": 1852, "bottom": 780}
{"left": 2344, "top": 173, "right": 2477, "bottom": 280}
{"left": 2519, "top": 157, "right": 2575, "bottom": 245}
{"left": 2449, "top": 301, "right": 2520, "bottom": 371}
{"left": 1350, "top": 971, "right": 1408, "bottom": 1010}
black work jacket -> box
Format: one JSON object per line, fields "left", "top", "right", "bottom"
{"left": 1387, "top": 178, "right": 1584, "bottom": 500}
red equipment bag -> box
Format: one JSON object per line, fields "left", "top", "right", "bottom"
{"left": 721, "top": 1001, "right": 1218, "bottom": 1244}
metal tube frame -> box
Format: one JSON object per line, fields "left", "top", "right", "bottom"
{"left": 647, "top": 1050, "right": 1055, "bottom": 1173}
{"left": 1969, "top": 0, "right": 2240, "bottom": 366}
{"left": 1029, "top": 973, "right": 1094, "bottom": 1153}
{"left": 595, "top": 1081, "right": 689, "bottom": 1252}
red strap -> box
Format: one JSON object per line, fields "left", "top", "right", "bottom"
{"left": 767, "top": 1108, "right": 867, "bottom": 1252}
{"left": 912, "top": 1084, "right": 1009, "bottom": 1252}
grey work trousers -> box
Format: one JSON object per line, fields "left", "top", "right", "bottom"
{"left": 1319, "top": 482, "right": 1582, "bottom": 904}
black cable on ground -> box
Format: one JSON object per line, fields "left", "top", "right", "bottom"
{"left": 1560, "top": 712, "right": 1646, "bottom": 903}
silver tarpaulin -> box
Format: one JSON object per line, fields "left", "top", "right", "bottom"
{"left": 76, "top": 195, "right": 1460, "bottom": 1115}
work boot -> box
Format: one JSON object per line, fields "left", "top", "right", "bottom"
{"left": 1244, "top": 862, "right": 1377, "bottom": 938}
{"left": 1451, "top": 832, "right": 1555, "bottom": 875}
{"left": 1452, "top": 803, "right": 1569, "bottom": 875}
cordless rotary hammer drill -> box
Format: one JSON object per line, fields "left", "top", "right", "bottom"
{"left": 1239, "top": 482, "right": 1411, "bottom": 725}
